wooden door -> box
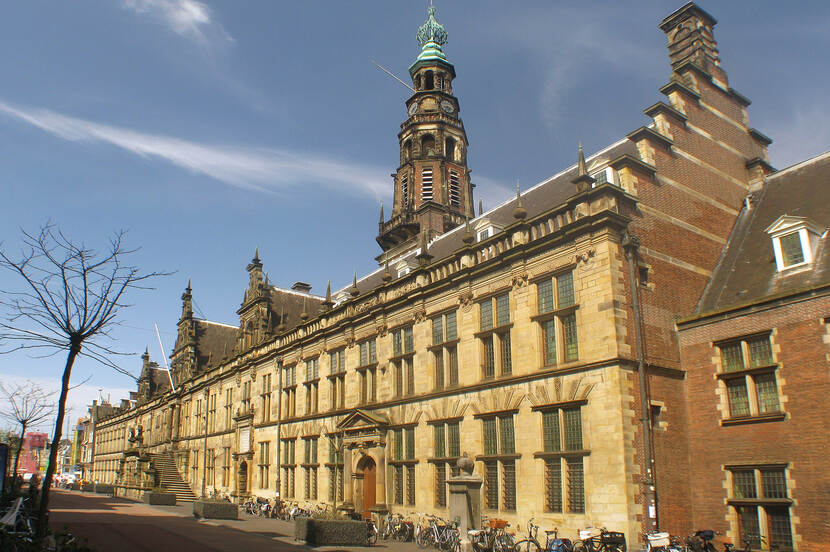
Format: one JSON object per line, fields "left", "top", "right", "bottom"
{"left": 362, "top": 458, "right": 376, "bottom": 519}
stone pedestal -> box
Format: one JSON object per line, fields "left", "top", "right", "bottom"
{"left": 447, "top": 456, "right": 483, "bottom": 552}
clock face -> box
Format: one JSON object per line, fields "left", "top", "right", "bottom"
{"left": 440, "top": 100, "right": 455, "bottom": 114}
{"left": 408, "top": 102, "right": 418, "bottom": 116}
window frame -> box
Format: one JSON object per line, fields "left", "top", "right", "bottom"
{"left": 532, "top": 268, "right": 580, "bottom": 368}
{"left": 430, "top": 310, "right": 460, "bottom": 390}
{"left": 716, "top": 333, "right": 784, "bottom": 425}
{"left": 476, "top": 292, "right": 513, "bottom": 380}
{"left": 725, "top": 464, "right": 794, "bottom": 550}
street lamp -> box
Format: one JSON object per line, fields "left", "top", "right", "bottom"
{"left": 201, "top": 387, "right": 209, "bottom": 498}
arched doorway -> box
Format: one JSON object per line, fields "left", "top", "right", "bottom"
{"left": 238, "top": 460, "right": 248, "bottom": 495}
{"left": 357, "top": 455, "right": 377, "bottom": 520}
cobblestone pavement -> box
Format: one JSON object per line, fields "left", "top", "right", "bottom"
{"left": 49, "top": 489, "right": 422, "bottom": 552}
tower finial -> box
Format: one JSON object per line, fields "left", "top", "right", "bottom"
{"left": 254, "top": 247, "right": 260, "bottom": 262}
{"left": 416, "top": 3, "right": 448, "bottom": 61}
{"left": 323, "top": 280, "right": 334, "bottom": 310}
{"left": 379, "top": 201, "right": 384, "bottom": 223}
{"left": 300, "top": 296, "right": 309, "bottom": 321}
{"left": 478, "top": 199, "right": 483, "bottom": 216}
{"left": 463, "top": 216, "right": 474, "bottom": 244}
{"left": 382, "top": 259, "right": 392, "bottom": 282}
{"left": 512, "top": 179, "right": 527, "bottom": 220}
{"left": 577, "top": 142, "right": 587, "bottom": 176}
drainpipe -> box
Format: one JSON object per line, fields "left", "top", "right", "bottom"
{"left": 622, "top": 233, "right": 658, "bottom": 532}
{"left": 201, "top": 387, "right": 209, "bottom": 498}
{"left": 275, "top": 358, "right": 283, "bottom": 501}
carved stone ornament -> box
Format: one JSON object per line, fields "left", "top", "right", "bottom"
{"left": 375, "top": 322, "right": 388, "bottom": 337}
{"left": 510, "top": 272, "right": 529, "bottom": 289}
{"left": 574, "top": 249, "right": 596, "bottom": 265}
{"left": 235, "top": 373, "right": 242, "bottom": 388}
{"left": 457, "top": 453, "right": 474, "bottom": 475}
{"left": 412, "top": 305, "right": 427, "bottom": 323}
{"left": 458, "top": 290, "right": 474, "bottom": 308}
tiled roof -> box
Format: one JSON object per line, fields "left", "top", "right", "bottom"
{"left": 194, "top": 319, "right": 239, "bottom": 367}
{"left": 696, "top": 151, "right": 830, "bottom": 314}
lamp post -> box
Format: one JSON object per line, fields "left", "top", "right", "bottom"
{"left": 274, "top": 358, "right": 283, "bottom": 502}
{"left": 201, "top": 387, "right": 209, "bottom": 499}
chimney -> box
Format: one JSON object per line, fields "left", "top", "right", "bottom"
{"left": 660, "top": 2, "right": 728, "bottom": 87}
{"left": 291, "top": 282, "right": 312, "bottom": 293}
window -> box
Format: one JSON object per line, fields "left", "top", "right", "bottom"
{"left": 329, "top": 349, "right": 346, "bottom": 410}
{"left": 305, "top": 358, "right": 319, "bottom": 415}
{"left": 222, "top": 446, "right": 231, "bottom": 487}
{"left": 422, "top": 166, "right": 434, "bottom": 201}
{"left": 535, "top": 271, "right": 579, "bottom": 366}
{"left": 206, "top": 393, "right": 216, "bottom": 432}
{"left": 479, "top": 414, "right": 517, "bottom": 511}
{"left": 590, "top": 167, "right": 615, "bottom": 187}
{"left": 718, "top": 334, "right": 781, "bottom": 420}
{"left": 303, "top": 437, "right": 318, "bottom": 500}
{"left": 260, "top": 373, "right": 272, "bottom": 423}
{"left": 358, "top": 339, "right": 378, "bottom": 404}
{"left": 191, "top": 449, "right": 198, "bottom": 483}
{"left": 478, "top": 293, "right": 512, "bottom": 379}
{"left": 182, "top": 401, "right": 191, "bottom": 437}
{"left": 258, "top": 441, "right": 270, "bottom": 489}
{"left": 282, "top": 439, "right": 296, "bottom": 498}
{"left": 390, "top": 426, "right": 417, "bottom": 506}
{"left": 392, "top": 327, "right": 415, "bottom": 397}
{"left": 224, "top": 388, "right": 233, "bottom": 429}
{"left": 766, "top": 215, "right": 824, "bottom": 272}
{"left": 477, "top": 228, "right": 490, "bottom": 242}
{"left": 431, "top": 421, "right": 461, "bottom": 507}
{"left": 401, "top": 174, "right": 409, "bottom": 207}
{"left": 431, "top": 311, "right": 459, "bottom": 389}
{"left": 537, "top": 404, "right": 587, "bottom": 513}
{"left": 449, "top": 170, "right": 461, "bottom": 207}
{"left": 281, "top": 365, "right": 296, "bottom": 419}
{"left": 327, "top": 437, "right": 344, "bottom": 503}
{"left": 727, "top": 466, "right": 793, "bottom": 550}
{"left": 241, "top": 381, "right": 252, "bottom": 414}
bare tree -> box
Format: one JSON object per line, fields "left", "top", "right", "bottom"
{"left": 0, "top": 381, "right": 55, "bottom": 479}
{"left": 0, "top": 223, "right": 167, "bottom": 535}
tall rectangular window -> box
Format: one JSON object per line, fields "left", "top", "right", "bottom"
{"left": 480, "top": 413, "right": 517, "bottom": 511}
{"left": 728, "top": 466, "right": 793, "bottom": 550}
{"left": 358, "top": 338, "right": 377, "bottom": 405}
{"left": 432, "top": 311, "right": 459, "bottom": 389}
{"left": 282, "top": 365, "right": 296, "bottom": 419}
{"left": 261, "top": 373, "right": 272, "bottom": 423}
{"left": 421, "top": 166, "right": 434, "bottom": 201}
{"left": 258, "top": 441, "right": 270, "bottom": 489}
{"left": 328, "top": 349, "right": 346, "bottom": 411}
{"left": 538, "top": 404, "right": 587, "bottom": 513}
{"left": 207, "top": 393, "right": 217, "bottom": 432}
{"left": 718, "top": 334, "right": 781, "bottom": 420}
{"left": 478, "top": 293, "right": 512, "bottom": 379}
{"left": 392, "top": 326, "right": 415, "bottom": 397}
{"left": 223, "top": 388, "right": 233, "bottom": 429}
{"left": 305, "top": 357, "right": 319, "bottom": 415}
{"left": 449, "top": 170, "right": 461, "bottom": 207}
{"left": 536, "top": 271, "right": 579, "bottom": 366}
{"left": 282, "top": 439, "right": 296, "bottom": 498}
{"left": 303, "top": 437, "right": 318, "bottom": 500}
{"left": 390, "top": 426, "right": 417, "bottom": 506}
{"left": 222, "top": 446, "right": 231, "bottom": 487}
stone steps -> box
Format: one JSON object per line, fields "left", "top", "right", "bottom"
{"left": 149, "top": 452, "right": 197, "bottom": 503}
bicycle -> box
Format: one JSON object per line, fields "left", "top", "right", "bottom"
{"left": 686, "top": 530, "right": 718, "bottom": 552}
{"left": 366, "top": 517, "right": 379, "bottom": 546}
{"left": 468, "top": 516, "right": 514, "bottom": 552}
{"left": 514, "top": 518, "right": 573, "bottom": 552}
{"left": 416, "top": 515, "right": 461, "bottom": 551}
{"left": 643, "top": 531, "right": 684, "bottom": 552}
{"left": 724, "top": 533, "right": 779, "bottom": 552}
{"left": 572, "top": 527, "right": 627, "bottom": 552}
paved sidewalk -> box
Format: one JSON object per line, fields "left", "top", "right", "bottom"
{"left": 49, "top": 489, "right": 420, "bottom": 552}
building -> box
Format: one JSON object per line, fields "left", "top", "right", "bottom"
{"left": 89, "top": 4, "right": 825, "bottom": 550}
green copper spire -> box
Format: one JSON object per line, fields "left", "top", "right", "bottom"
{"left": 415, "top": 5, "right": 448, "bottom": 62}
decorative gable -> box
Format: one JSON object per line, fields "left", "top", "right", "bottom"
{"left": 764, "top": 215, "right": 826, "bottom": 272}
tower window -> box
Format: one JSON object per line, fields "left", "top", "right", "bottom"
{"left": 401, "top": 174, "right": 409, "bottom": 207}
{"left": 445, "top": 137, "right": 456, "bottom": 159}
{"left": 425, "top": 70, "right": 434, "bottom": 90}
{"left": 421, "top": 134, "right": 435, "bottom": 156}
{"left": 436, "top": 72, "right": 444, "bottom": 90}
{"left": 414, "top": 74, "right": 421, "bottom": 90}
{"left": 449, "top": 170, "right": 461, "bottom": 208}
{"left": 422, "top": 166, "right": 434, "bottom": 201}
{"left": 403, "top": 139, "right": 412, "bottom": 162}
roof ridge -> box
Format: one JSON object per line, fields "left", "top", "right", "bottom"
{"left": 269, "top": 286, "right": 325, "bottom": 299}
{"left": 767, "top": 148, "right": 830, "bottom": 181}
{"left": 196, "top": 319, "right": 239, "bottom": 329}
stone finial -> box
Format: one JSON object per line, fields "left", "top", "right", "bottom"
{"left": 300, "top": 296, "right": 309, "bottom": 321}
{"left": 323, "top": 280, "right": 334, "bottom": 310}
{"left": 478, "top": 199, "right": 483, "bottom": 216}
{"left": 512, "top": 180, "right": 527, "bottom": 220}
{"left": 349, "top": 271, "right": 360, "bottom": 297}
{"left": 382, "top": 259, "right": 392, "bottom": 282}
{"left": 462, "top": 216, "right": 474, "bottom": 244}
{"left": 276, "top": 306, "right": 287, "bottom": 333}
{"left": 416, "top": 231, "right": 434, "bottom": 266}
{"left": 379, "top": 201, "right": 384, "bottom": 224}
{"left": 180, "top": 280, "right": 193, "bottom": 320}
{"left": 572, "top": 142, "right": 596, "bottom": 192}
{"left": 457, "top": 452, "right": 474, "bottom": 475}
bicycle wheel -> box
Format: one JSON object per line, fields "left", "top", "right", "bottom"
{"left": 416, "top": 529, "right": 433, "bottom": 549}
{"left": 367, "top": 527, "right": 378, "bottom": 546}
{"left": 514, "top": 539, "right": 542, "bottom": 552}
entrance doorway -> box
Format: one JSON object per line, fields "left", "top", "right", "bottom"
{"left": 238, "top": 460, "right": 248, "bottom": 495}
{"left": 358, "top": 456, "right": 376, "bottom": 519}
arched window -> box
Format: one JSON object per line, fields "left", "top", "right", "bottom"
{"left": 421, "top": 134, "right": 435, "bottom": 156}
{"left": 436, "top": 73, "right": 444, "bottom": 90}
{"left": 414, "top": 75, "right": 421, "bottom": 91}
{"left": 403, "top": 139, "right": 412, "bottom": 162}
{"left": 445, "top": 137, "right": 456, "bottom": 160}
{"left": 425, "top": 70, "right": 434, "bottom": 90}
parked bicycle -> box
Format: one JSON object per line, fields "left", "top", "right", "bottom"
{"left": 469, "top": 516, "right": 514, "bottom": 552}
{"left": 416, "top": 514, "right": 461, "bottom": 551}
{"left": 514, "top": 518, "right": 573, "bottom": 552}
{"left": 572, "top": 526, "right": 626, "bottom": 552}
{"left": 686, "top": 530, "right": 718, "bottom": 552}
{"left": 643, "top": 531, "right": 684, "bottom": 552}
{"left": 724, "top": 533, "right": 779, "bottom": 552}
{"left": 382, "top": 512, "right": 414, "bottom": 541}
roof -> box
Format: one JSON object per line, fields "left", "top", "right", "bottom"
{"left": 342, "top": 138, "right": 638, "bottom": 295}
{"left": 267, "top": 286, "right": 326, "bottom": 331}
{"left": 695, "top": 151, "right": 830, "bottom": 314}
{"left": 194, "top": 319, "right": 239, "bottom": 368}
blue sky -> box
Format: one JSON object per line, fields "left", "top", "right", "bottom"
{"left": 1, "top": 1, "right": 828, "bottom": 429}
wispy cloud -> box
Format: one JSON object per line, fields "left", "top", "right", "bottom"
{"left": 123, "top": 0, "right": 233, "bottom": 47}
{"left": 0, "top": 100, "right": 390, "bottom": 199}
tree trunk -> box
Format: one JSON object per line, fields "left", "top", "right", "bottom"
{"left": 36, "top": 341, "right": 80, "bottom": 538}
{"left": 12, "top": 420, "right": 26, "bottom": 480}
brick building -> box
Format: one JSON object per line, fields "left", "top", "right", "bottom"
{"left": 88, "top": 4, "right": 825, "bottom": 550}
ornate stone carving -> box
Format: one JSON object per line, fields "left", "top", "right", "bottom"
{"left": 575, "top": 249, "right": 596, "bottom": 265}
{"left": 412, "top": 305, "right": 427, "bottom": 323}
{"left": 510, "top": 272, "right": 529, "bottom": 289}
{"left": 458, "top": 289, "right": 474, "bottom": 308}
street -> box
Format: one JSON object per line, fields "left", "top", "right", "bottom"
{"left": 48, "top": 490, "right": 418, "bottom": 552}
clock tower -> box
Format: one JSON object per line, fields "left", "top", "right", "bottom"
{"left": 377, "top": 6, "right": 474, "bottom": 261}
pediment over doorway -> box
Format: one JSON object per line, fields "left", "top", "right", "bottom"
{"left": 336, "top": 409, "right": 389, "bottom": 431}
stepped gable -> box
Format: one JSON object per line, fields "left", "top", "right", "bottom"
{"left": 697, "top": 151, "right": 830, "bottom": 313}
{"left": 345, "top": 139, "right": 636, "bottom": 295}
{"left": 193, "top": 319, "right": 239, "bottom": 367}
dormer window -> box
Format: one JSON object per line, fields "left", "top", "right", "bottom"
{"left": 765, "top": 215, "right": 825, "bottom": 272}
{"left": 477, "top": 228, "right": 491, "bottom": 241}
{"left": 590, "top": 167, "right": 615, "bottom": 187}
{"left": 473, "top": 218, "right": 503, "bottom": 243}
